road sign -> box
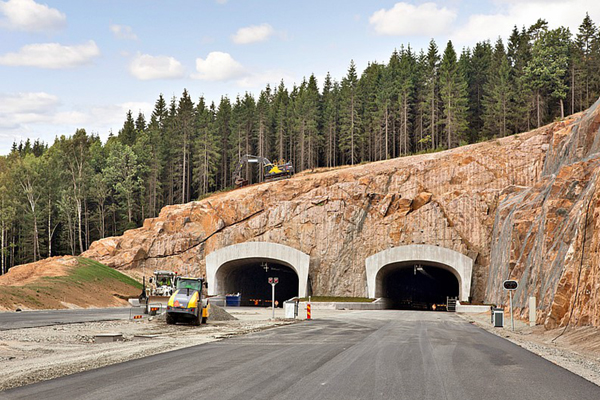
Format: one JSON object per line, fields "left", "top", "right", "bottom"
{"left": 503, "top": 280, "right": 518, "bottom": 332}
{"left": 269, "top": 277, "right": 279, "bottom": 319}
{"left": 503, "top": 280, "right": 518, "bottom": 290}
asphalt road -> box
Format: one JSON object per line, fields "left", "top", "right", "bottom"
{"left": 1, "top": 310, "right": 599, "bottom": 400}
{"left": 0, "top": 308, "right": 132, "bottom": 330}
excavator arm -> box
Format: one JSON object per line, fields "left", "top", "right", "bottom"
{"left": 232, "top": 155, "right": 272, "bottom": 186}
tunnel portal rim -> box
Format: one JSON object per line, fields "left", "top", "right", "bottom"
{"left": 366, "top": 245, "right": 473, "bottom": 302}
{"left": 206, "top": 242, "right": 310, "bottom": 297}
{"left": 376, "top": 261, "right": 461, "bottom": 305}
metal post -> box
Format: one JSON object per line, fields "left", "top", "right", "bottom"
{"left": 509, "top": 290, "right": 514, "bottom": 332}
{"left": 271, "top": 282, "right": 275, "bottom": 320}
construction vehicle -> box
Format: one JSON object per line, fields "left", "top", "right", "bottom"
{"left": 166, "top": 276, "right": 210, "bottom": 325}
{"left": 143, "top": 270, "right": 177, "bottom": 314}
{"left": 233, "top": 154, "right": 294, "bottom": 187}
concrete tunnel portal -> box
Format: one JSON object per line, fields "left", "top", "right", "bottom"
{"left": 366, "top": 245, "right": 474, "bottom": 307}
{"left": 377, "top": 262, "right": 460, "bottom": 309}
{"left": 206, "top": 242, "right": 310, "bottom": 306}
{"left": 215, "top": 259, "right": 299, "bottom": 306}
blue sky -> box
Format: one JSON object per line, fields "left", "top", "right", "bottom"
{"left": 0, "top": 0, "right": 598, "bottom": 154}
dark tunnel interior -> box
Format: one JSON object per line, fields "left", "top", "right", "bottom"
{"left": 381, "top": 264, "right": 459, "bottom": 310}
{"left": 217, "top": 260, "right": 299, "bottom": 307}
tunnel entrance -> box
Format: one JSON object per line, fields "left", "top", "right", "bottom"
{"left": 379, "top": 263, "right": 459, "bottom": 310}
{"left": 215, "top": 259, "right": 299, "bottom": 307}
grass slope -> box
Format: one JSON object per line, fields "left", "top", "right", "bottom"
{"left": 0, "top": 257, "right": 141, "bottom": 310}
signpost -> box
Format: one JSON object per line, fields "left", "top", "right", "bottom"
{"left": 503, "top": 280, "right": 518, "bottom": 331}
{"left": 269, "top": 277, "right": 279, "bottom": 319}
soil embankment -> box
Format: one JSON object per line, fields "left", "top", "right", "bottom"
{"left": 0, "top": 257, "right": 141, "bottom": 311}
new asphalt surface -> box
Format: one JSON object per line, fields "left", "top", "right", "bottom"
{"left": 1, "top": 310, "right": 599, "bottom": 399}
{"left": 0, "top": 308, "right": 132, "bottom": 330}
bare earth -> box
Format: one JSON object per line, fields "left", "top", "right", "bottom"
{"left": 0, "top": 307, "right": 295, "bottom": 391}
{"left": 458, "top": 311, "right": 600, "bottom": 387}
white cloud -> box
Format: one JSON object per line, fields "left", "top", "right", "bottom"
{"left": 232, "top": 23, "right": 274, "bottom": 44}
{"left": 369, "top": 2, "right": 456, "bottom": 36}
{"left": 0, "top": 92, "right": 155, "bottom": 152}
{"left": 453, "top": 0, "right": 600, "bottom": 45}
{"left": 236, "top": 69, "right": 295, "bottom": 89}
{"left": 0, "top": 92, "right": 60, "bottom": 137}
{"left": 129, "top": 53, "right": 185, "bottom": 80}
{"left": 110, "top": 24, "right": 138, "bottom": 40}
{"left": 0, "top": 41, "right": 100, "bottom": 68}
{"left": 0, "top": 92, "right": 58, "bottom": 115}
{"left": 192, "top": 51, "right": 246, "bottom": 81}
{"left": 0, "top": 0, "right": 66, "bottom": 32}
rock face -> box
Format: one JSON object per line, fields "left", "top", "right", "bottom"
{"left": 71, "top": 99, "right": 599, "bottom": 328}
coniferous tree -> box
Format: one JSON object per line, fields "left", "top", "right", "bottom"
{"left": 398, "top": 47, "right": 417, "bottom": 155}
{"left": 508, "top": 26, "right": 532, "bottom": 132}
{"left": 439, "top": 41, "right": 469, "bottom": 148}
{"left": 118, "top": 110, "right": 137, "bottom": 146}
{"left": 273, "top": 81, "right": 290, "bottom": 162}
{"left": 483, "top": 39, "right": 513, "bottom": 138}
{"left": 575, "top": 13, "right": 599, "bottom": 110}
{"left": 422, "top": 39, "right": 441, "bottom": 149}
{"left": 176, "top": 89, "right": 195, "bottom": 203}
{"left": 524, "top": 26, "right": 571, "bottom": 123}
{"left": 467, "top": 41, "right": 492, "bottom": 142}
{"left": 339, "top": 60, "right": 360, "bottom": 164}
{"left": 193, "top": 99, "right": 220, "bottom": 196}
{"left": 215, "top": 97, "right": 232, "bottom": 188}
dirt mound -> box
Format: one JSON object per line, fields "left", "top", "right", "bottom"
{"left": 0, "top": 257, "right": 142, "bottom": 311}
{"left": 0, "top": 256, "right": 77, "bottom": 286}
{"left": 209, "top": 304, "right": 237, "bottom": 321}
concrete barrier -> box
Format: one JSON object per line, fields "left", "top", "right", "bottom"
{"left": 455, "top": 301, "right": 491, "bottom": 313}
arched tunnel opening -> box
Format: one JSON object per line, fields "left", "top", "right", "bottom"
{"left": 378, "top": 263, "right": 459, "bottom": 310}
{"left": 216, "top": 259, "right": 299, "bottom": 307}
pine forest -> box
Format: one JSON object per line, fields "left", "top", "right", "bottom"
{"left": 1, "top": 17, "right": 600, "bottom": 272}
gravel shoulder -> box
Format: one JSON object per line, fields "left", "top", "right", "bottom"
{"left": 458, "top": 311, "right": 600, "bottom": 387}
{"left": 0, "top": 307, "right": 296, "bottom": 391}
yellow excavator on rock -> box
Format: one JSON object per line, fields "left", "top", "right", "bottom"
{"left": 233, "top": 154, "right": 294, "bottom": 187}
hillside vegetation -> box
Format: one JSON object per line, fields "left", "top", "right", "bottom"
{"left": 0, "top": 257, "right": 141, "bottom": 311}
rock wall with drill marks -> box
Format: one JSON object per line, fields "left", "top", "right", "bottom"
{"left": 75, "top": 98, "right": 600, "bottom": 328}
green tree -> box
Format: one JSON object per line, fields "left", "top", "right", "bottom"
{"left": 439, "top": 41, "right": 469, "bottom": 148}
{"left": 273, "top": 81, "right": 290, "bottom": 162}
{"left": 322, "top": 73, "right": 340, "bottom": 166}
{"left": 466, "top": 41, "right": 492, "bottom": 142}
{"left": 507, "top": 26, "right": 532, "bottom": 132}
{"left": 483, "top": 39, "right": 513, "bottom": 137}
{"left": 103, "top": 142, "right": 141, "bottom": 226}
{"left": 193, "top": 99, "right": 221, "bottom": 195}
{"left": 56, "top": 129, "right": 93, "bottom": 254}
{"left": 422, "top": 39, "right": 441, "bottom": 149}
{"left": 118, "top": 110, "right": 137, "bottom": 146}
{"left": 339, "top": 60, "right": 360, "bottom": 164}
{"left": 176, "top": 89, "right": 195, "bottom": 203}
{"left": 575, "top": 13, "right": 599, "bottom": 110}
{"left": 524, "top": 26, "right": 571, "bottom": 124}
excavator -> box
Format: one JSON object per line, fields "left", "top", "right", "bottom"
{"left": 233, "top": 155, "right": 294, "bottom": 188}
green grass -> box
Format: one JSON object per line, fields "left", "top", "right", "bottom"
{"left": 44, "top": 257, "right": 142, "bottom": 289}
{"left": 298, "top": 296, "right": 374, "bottom": 303}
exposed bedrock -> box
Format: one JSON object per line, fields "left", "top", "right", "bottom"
{"left": 75, "top": 98, "right": 600, "bottom": 328}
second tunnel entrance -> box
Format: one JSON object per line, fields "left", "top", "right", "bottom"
{"left": 378, "top": 263, "right": 459, "bottom": 310}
